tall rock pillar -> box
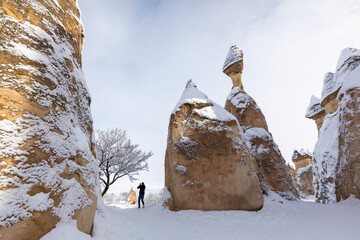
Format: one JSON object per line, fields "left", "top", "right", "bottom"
{"left": 0, "top": 1, "right": 98, "bottom": 239}
{"left": 223, "top": 45, "right": 244, "bottom": 90}
{"left": 223, "top": 45, "right": 299, "bottom": 200}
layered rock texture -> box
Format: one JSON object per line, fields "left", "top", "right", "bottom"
{"left": 223, "top": 45, "right": 298, "bottom": 200}
{"left": 291, "top": 150, "right": 314, "bottom": 198}
{"left": 0, "top": 0, "right": 98, "bottom": 239}
{"left": 307, "top": 48, "right": 360, "bottom": 203}
{"left": 165, "top": 80, "right": 263, "bottom": 211}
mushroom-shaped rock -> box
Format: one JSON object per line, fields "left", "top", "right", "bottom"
{"left": 223, "top": 46, "right": 299, "bottom": 200}
{"left": 165, "top": 80, "right": 263, "bottom": 211}
{"left": 305, "top": 95, "right": 325, "bottom": 133}
{"left": 223, "top": 45, "right": 244, "bottom": 90}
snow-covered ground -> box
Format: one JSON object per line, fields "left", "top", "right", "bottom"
{"left": 43, "top": 192, "right": 360, "bottom": 240}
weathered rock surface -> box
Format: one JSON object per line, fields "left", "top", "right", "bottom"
{"left": 223, "top": 45, "right": 298, "bottom": 200}
{"left": 291, "top": 150, "right": 314, "bottom": 198}
{"left": 0, "top": 0, "right": 98, "bottom": 239}
{"left": 311, "top": 48, "right": 360, "bottom": 203}
{"left": 165, "top": 80, "right": 263, "bottom": 211}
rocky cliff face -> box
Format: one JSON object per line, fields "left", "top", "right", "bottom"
{"left": 310, "top": 48, "right": 360, "bottom": 203}
{"left": 223, "top": 45, "right": 298, "bottom": 200}
{"left": 165, "top": 80, "right": 263, "bottom": 211}
{"left": 0, "top": 1, "right": 98, "bottom": 239}
{"left": 291, "top": 150, "right": 314, "bottom": 198}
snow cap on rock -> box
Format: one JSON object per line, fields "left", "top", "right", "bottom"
{"left": 336, "top": 48, "right": 360, "bottom": 71}
{"left": 172, "top": 80, "right": 237, "bottom": 122}
{"left": 320, "top": 73, "right": 337, "bottom": 103}
{"left": 222, "top": 45, "right": 243, "bottom": 72}
{"left": 336, "top": 48, "right": 360, "bottom": 95}
{"left": 306, "top": 95, "right": 324, "bottom": 119}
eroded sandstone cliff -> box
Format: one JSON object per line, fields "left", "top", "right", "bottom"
{"left": 0, "top": 0, "right": 98, "bottom": 239}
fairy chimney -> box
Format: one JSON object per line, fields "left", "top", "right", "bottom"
{"left": 224, "top": 45, "right": 299, "bottom": 200}
{"left": 222, "top": 45, "right": 244, "bottom": 90}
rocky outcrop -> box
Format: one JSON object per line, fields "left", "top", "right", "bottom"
{"left": 291, "top": 150, "right": 314, "bottom": 198}
{"left": 165, "top": 80, "right": 263, "bottom": 211}
{"left": 0, "top": 1, "right": 98, "bottom": 239}
{"left": 128, "top": 187, "right": 137, "bottom": 205}
{"left": 223, "top": 45, "right": 298, "bottom": 200}
{"left": 305, "top": 96, "right": 325, "bottom": 133}
{"left": 309, "top": 48, "right": 360, "bottom": 203}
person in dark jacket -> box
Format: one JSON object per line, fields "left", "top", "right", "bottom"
{"left": 137, "top": 182, "right": 146, "bottom": 208}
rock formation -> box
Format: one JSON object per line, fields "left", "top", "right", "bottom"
{"left": 0, "top": 1, "right": 98, "bottom": 239}
{"left": 223, "top": 45, "right": 244, "bottom": 90}
{"left": 307, "top": 48, "right": 360, "bottom": 203}
{"left": 223, "top": 45, "right": 299, "bottom": 200}
{"left": 165, "top": 80, "right": 263, "bottom": 211}
{"left": 305, "top": 96, "right": 325, "bottom": 133}
{"left": 128, "top": 187, "right": 137, "bottom": 205}
{"left": 291, "top": 150, "right": 314, "bottom": 198}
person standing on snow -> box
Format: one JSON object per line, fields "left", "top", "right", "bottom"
{"left": 137, "top": 182, "right": 146, "bottom": 208}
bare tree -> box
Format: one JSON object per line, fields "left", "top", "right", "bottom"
{"left": 95, "top": 128, "right": 152, "bottom": 196}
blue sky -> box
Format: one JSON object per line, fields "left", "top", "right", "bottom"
{"left": 78, "top": 0, "right": 360, "bottom": 193}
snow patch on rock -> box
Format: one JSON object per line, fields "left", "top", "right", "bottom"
{"left": 306, "top": 95, "right": 324, "bottom": 118}
{"left": 172, "top": 80, "right": 237, "bottom": 122}
{"left": 222, "top": 45, "right": 243, "bottom": 71}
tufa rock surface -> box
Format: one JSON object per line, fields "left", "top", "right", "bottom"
{"left": 311, "top": 48, "right": 360, "bottom": 203}
{"left": 165, "top": 80, "right": 263, "bottom": 211}
{"left": 0, "top": 0, "right": 98, "bottom": 239}
{"left": 223, "top": 45, "right": 298, "bottom": 200}
{"left": 291, "top": 150, "right": 314, "bottom": 198}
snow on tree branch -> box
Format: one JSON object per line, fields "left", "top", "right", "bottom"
{"left": 95, "top": 128, "right": 152, "bottom": 196}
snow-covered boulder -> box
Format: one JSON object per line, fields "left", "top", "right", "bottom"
{"left": 223, "top": 45, "right": 244, "bottom": 90}
{"left": 0, "top": 1, "right": 98, "bottom": 239}
{"left": 312, "top": 47, "right": 360, "bottom": 203}
{"left": 165, "top": 80, "right": 263, "bottom": 211}
{"left": 291, "top": 150, "right": 314, "bottom": 198}
{"left": 224, "top": 49, "right": 298, "bottom": 200}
